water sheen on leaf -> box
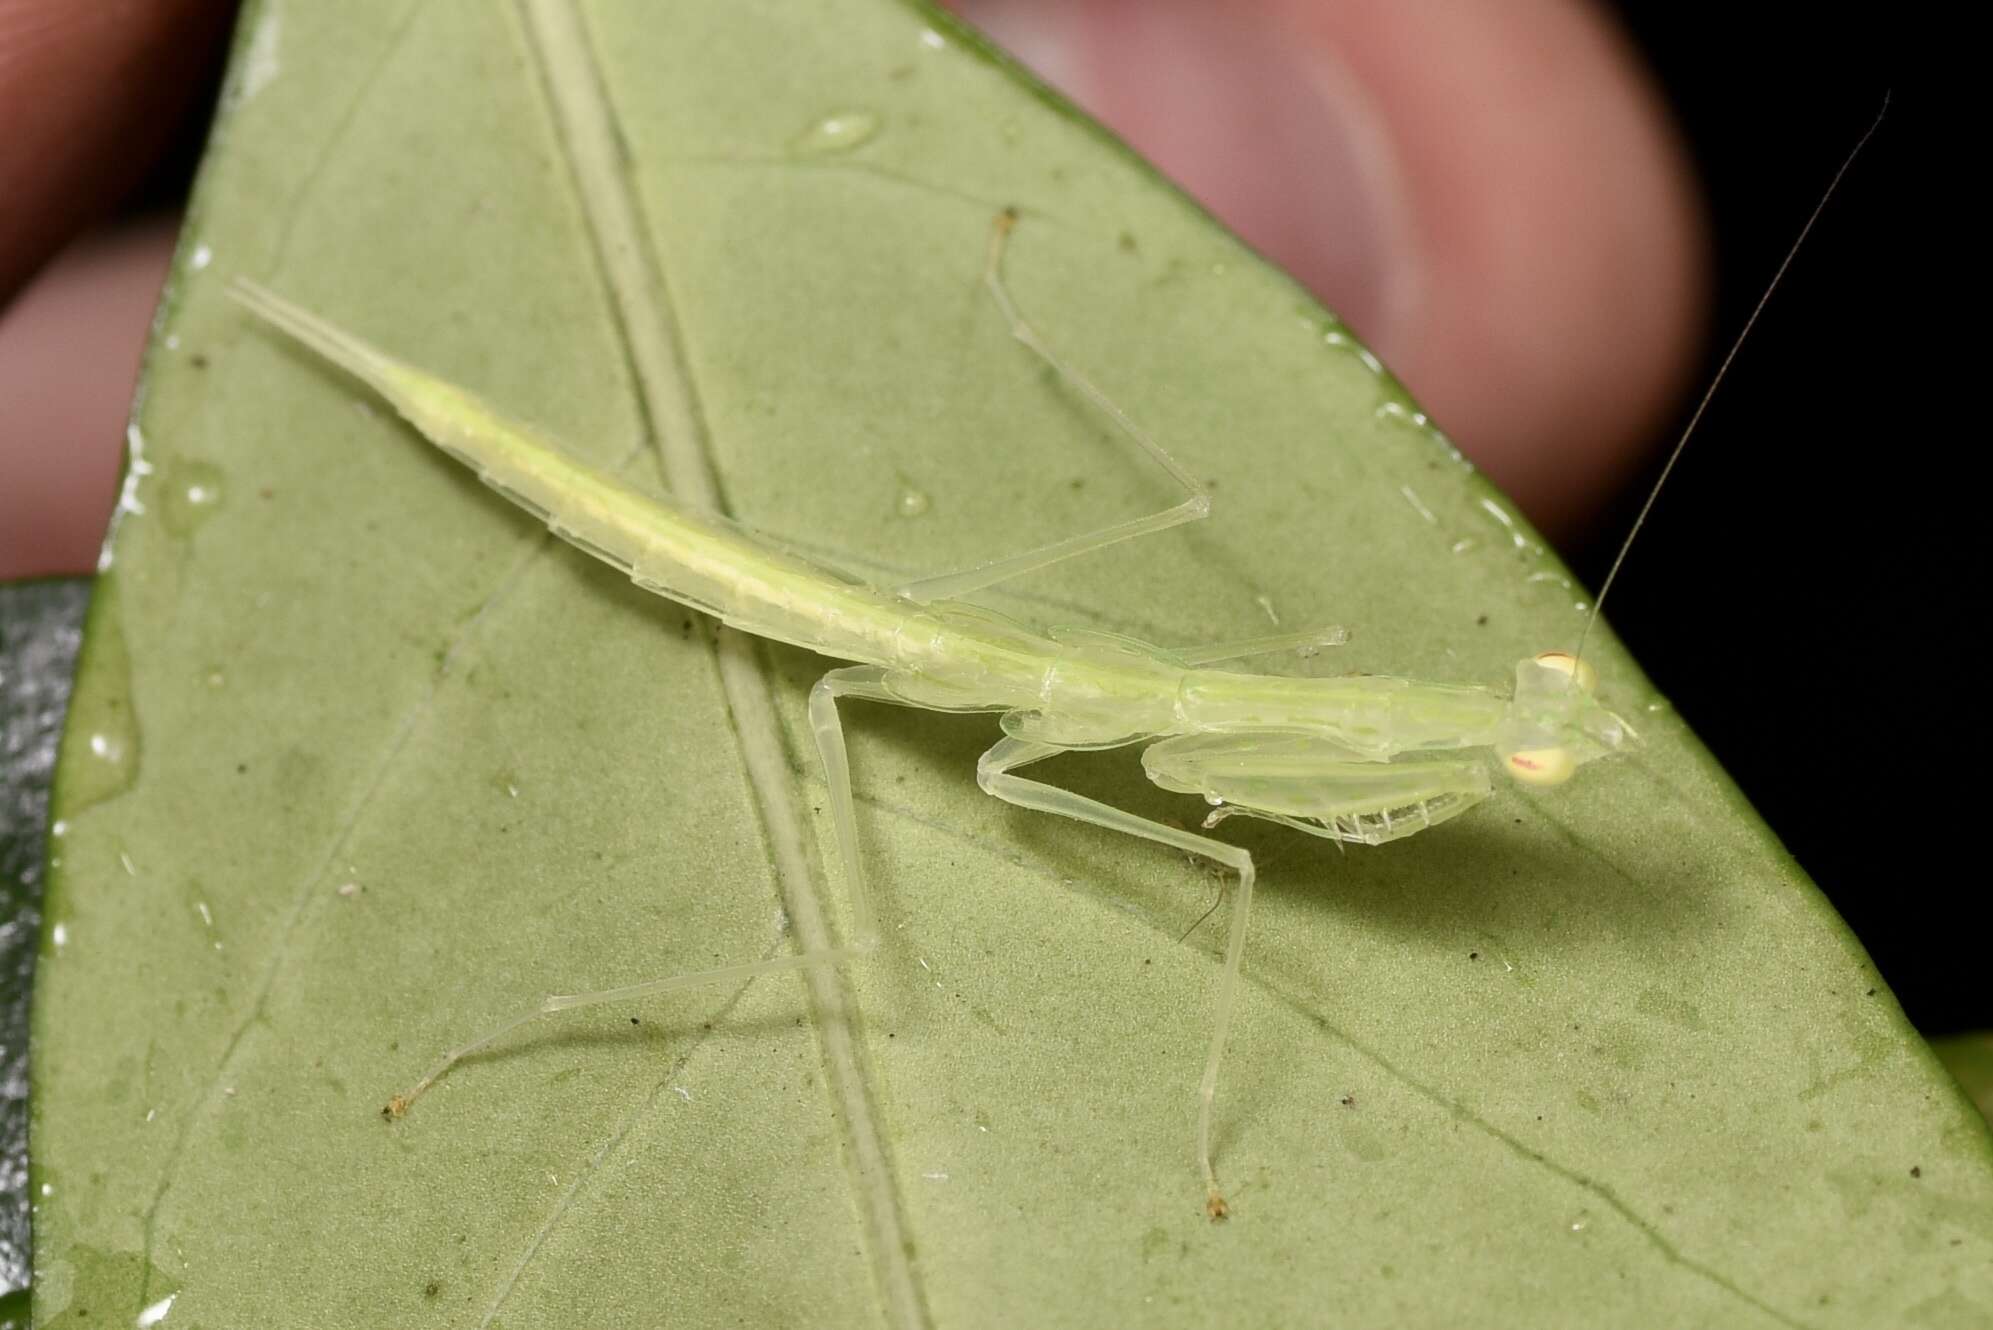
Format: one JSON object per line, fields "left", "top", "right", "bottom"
{"left": 30, "top": 2, "right": 1993, "bottom": 1327}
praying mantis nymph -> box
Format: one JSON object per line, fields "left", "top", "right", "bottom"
{"left": 227, "top": 104, "right": 1876, "bottom": 1218}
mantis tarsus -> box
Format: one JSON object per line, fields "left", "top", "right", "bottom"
{"left": 231, "top": 108, "right": 1873, "bottom": 1212}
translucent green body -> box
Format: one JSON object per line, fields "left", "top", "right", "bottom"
{"left": 230, "top": 273, "right": 1630, "bottom": 1218}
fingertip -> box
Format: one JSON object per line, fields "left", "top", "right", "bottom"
{"left": 0, "top": 0, "right": 233, "bottom": 304}
{"left": 952, "top": 0, "right": 1709, "bottom": 538}
{"left": 0, "top": 214, "right": 180, "bottom": 580}
{"left": 953, "top": 0, "right": 1407, "bottom": 342}
{"left": 1300, "top": 0, "right": 1709, "bottom": 537}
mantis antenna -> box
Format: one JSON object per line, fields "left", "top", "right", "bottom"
{"left": 1570, "top": 93, "right": 1890, "bottom": 675}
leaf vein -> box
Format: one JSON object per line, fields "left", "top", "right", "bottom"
{"left": 137, "top": 521, "right": 556, "bottom": 1304}
{"left": 476, "top": 939, "right": 782, "bottom": 1329}
{"left": 511, "top": 3, "right": 929, "bottom": 1326}
{"left": 835, "top": 778, "right": 1815, "bottom": 1329}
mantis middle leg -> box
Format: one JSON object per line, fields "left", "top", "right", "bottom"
{"left": 385, "top": 665, "right": 902, "bottom": 1117}
{"left": 894, "top": 213, "right": 1212, "bottom": 603}
{"left": 1171, "top": 623, "right": 1350, "bottom": 665}
{"left": 974, "top": 736, "right": 1256, "bottom": 1220}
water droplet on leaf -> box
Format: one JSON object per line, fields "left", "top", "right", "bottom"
{"left": 795, "top": 109, "right": 880, "bottom": 154}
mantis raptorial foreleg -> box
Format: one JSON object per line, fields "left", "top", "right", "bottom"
{"left": 973, "top": 736, "right": 1257, "bottom": 1219}
{"left": 385, "top": 663, "right": 907, "bottom": 1118}
{"left": 892, "top": 212, "right": 1212, "bottom": 603}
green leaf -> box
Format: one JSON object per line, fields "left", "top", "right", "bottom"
{"left": 32, "top": 2, "right": 1993, "bottom": 1325}
{"left": 1934, "top": 1034, "right": 1993, "bottom": 1127}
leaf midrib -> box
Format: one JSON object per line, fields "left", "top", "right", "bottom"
{"left": 513, "top": 2, "right": 927, "bottom": 1325}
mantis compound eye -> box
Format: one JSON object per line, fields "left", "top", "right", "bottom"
{"left": 1532, "top": 649, "right": 1597, "bottom": 693}
{"left": 1504, "top": 746, "right": 1578, "bottom": 786}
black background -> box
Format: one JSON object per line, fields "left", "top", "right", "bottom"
{"left": 1583, "top": 11, "right": 1972, "bottom": 1029}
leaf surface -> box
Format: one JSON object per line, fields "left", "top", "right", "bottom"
{"left": 31, "top": 2, "right": 1993, "bottom": 1326}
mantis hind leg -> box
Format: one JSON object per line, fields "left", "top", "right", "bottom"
{"left": 892, "top": 213, "right": 1212, "bottom": 603}
{"left": 382, "top": 948, "right": 864, "bottom": 1119}
{"left": 386, "top": 665, "right": 902, "bottom": 1119}
{"left": 975, "top": 736, "right": 1254, "bottom": 1220}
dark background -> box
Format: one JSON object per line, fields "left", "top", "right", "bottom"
{"left": 1582, "top": 12, "right": 1970, "bottom": 1028}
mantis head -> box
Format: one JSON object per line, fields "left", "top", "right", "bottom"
{"left": 1497, "top": 651, "right": 1637, "bottom": 787}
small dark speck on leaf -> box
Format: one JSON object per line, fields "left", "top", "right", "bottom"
{"left": 1866, "top": 987, "right": 1877, "bottom": 996}
{"left": 191, "top": 352, "right": 210, "bottom": 369}
{"left": 629, "top": 1016, "right": 640, "bottom": 1025}
{"left": 1340, "top": 1094, "right": 1355, "bottom": 1107}
{"left": 236, "top": 763, "right": 248, "bottom": 774}
{"left": 1476, "top": 613, "right": 1489, "bottom": 626}
{"left": 1910, "top": 1165, "right": 1922, "bottom": 1178}
{"left": 1468, "top": 952, "right": 1479, "bottom": 961}
{"left": 424, "top": 1279, "right": 442, "bottom": 1298}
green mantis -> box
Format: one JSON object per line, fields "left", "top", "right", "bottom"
{"left": 230, "top": 211, "right": 1639, "bottom": 1221}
